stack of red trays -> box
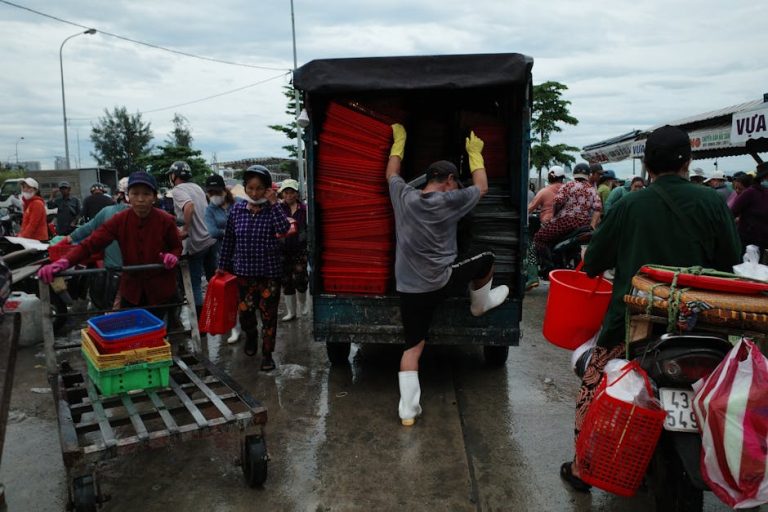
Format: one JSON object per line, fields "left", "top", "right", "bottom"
{"left": 317, "top": 102, "right": 395, "bottom": 295}
{"left": 472, "top": 124, "right": 508, "bottom": 178}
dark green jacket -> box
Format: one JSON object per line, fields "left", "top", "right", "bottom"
{"left": 583, "top": 174, "right": 741, "bottom": 347}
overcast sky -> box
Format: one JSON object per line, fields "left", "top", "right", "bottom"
{"left": 2, "top": 0, "right": 767, "bottom": 177}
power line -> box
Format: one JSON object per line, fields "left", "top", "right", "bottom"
{"left": 67, "top": 71, "right": 290, "bottom": 121}
{"left": 0, "top": 0, "right": 291, "bottom": 71}
{"left": 141, "top": 72, "right": 290, "bottom": 114}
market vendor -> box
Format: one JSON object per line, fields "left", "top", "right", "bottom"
{"left": 38, "top": 172, "right": 182, "bottom": 319}
{"left": 560, "top": 125, "right": 742, "bottom": 493}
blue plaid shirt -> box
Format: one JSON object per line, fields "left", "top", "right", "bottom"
{"left": 218, "top": 201, "right": 291, "bottom": 278}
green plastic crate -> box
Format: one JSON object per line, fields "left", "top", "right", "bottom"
{"left": 84, "top": 356, "right": 172, "bottom": 396}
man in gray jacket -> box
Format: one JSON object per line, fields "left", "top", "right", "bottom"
{"left": 387, "top": 125, "right": 509, "bottom": 426}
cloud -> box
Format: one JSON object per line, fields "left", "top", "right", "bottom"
{"left": 0, "top": 0, "right": 766, "bottom": 175}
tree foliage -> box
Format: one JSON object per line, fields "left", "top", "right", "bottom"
{"left": 90, "top": 107, "right": 153, "bottom": 178}
{"left": 167, "top": 113, "right": 193, "bottom": 148}
{"left": 268, "top": 85, "right": 303, "bottom": 160}
{"left": 139, "top": 114, "right": 209, "bottom": 186}
{"left": 530, "top": 81, "right": 580, "bottom": 172}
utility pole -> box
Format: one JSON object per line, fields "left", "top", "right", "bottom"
{"left": 290, "top": 0, "right": 305, "bottom": 196}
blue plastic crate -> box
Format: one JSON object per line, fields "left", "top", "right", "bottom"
{"left": 86, "top": 309, "right": 165, "bottom": 342}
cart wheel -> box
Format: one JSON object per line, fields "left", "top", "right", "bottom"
{"left": 72, "top": 475, "right": 98, "bottom": 512}
{"left": 326, "top": 342, "right": 351, "bottom": 365}
{"left": 483, "top": 345, "right": 509, "bottom": 367}
{"left": 242, "top": 435, "right": 268, "bottom": 487}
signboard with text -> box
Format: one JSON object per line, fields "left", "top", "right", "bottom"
{"left": 731, "top": 106, "right": 768, "bottom": 144}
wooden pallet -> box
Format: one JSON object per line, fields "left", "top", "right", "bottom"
{"left": 56, "top": 353, "right": 267, "bottom": 469}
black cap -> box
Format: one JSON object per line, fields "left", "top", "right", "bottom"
{"left": 426, "top": 160, "right": 463, "bottom": 188}
{"left": 205, "top": 174, "right": 225, "bottom": 190}
{"left": 589, "top": 163, "right": 604, "bottom": 173}
{"left": 643, "top": 125, "right": 691, "bottom": 172}
{"left": 127, "top": 171, "right": 158, "bottom": 192}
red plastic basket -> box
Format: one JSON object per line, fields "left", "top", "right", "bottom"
{"left": 87, "top": 327, "right": 167, "bottom": 354}
{"left": 575, "top": 363, "right": 667, "bottom": 497}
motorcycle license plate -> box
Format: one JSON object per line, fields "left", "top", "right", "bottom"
{"left": 660, "top": 388, "right": 700, "bottom": 433}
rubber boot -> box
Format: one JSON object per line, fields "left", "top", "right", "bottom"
{"left": 469, "top": 280, "right": 509, "bottom": 317}
{"left": 297, "top": 291, "right": 311, "bottom": 317}
{"left": 398, "top": 371, "right": 422, "bottom": 426}
{"left": 227, "top": 319, "right": 241, "bottom": 344}
{"left": 281, "top": 294, "right": 296, "bottom": 321}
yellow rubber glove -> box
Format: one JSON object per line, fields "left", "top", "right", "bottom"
{"left": 465, "top": 131, "right": 485, "bottom": 172}
{"left": 390, "top": 123, "right": 406, "bottom": 159}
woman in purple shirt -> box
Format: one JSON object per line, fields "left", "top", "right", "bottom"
{"left": 730, "top": 165, "right": 768, "bottom": 256}
{"left": 217, "top": 166, "right": 291, "bottom": 370}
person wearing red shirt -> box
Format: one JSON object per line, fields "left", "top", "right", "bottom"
{"left": 38, "top": 172, "right": 182, "bottom": 319}
{"left": 18, "top": 178, "right": 48, "bottom": 241}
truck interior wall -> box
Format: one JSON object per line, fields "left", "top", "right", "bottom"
{"left": 307, "top": 85, "right": 527, "bottom": 298}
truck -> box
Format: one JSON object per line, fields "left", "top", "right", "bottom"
{"left": 0, "top": 168, "right": 118, "bottom": 210}
{"left": 294, "top": 53, "right": 533, "bottom": 366}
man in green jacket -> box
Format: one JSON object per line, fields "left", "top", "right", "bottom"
{"left": 584, "top": 125, "right": 741, "bottom": 349}
{"left": 561, "top": 124, "right": 742, "bottom": 493}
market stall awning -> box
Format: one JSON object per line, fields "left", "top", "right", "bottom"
{"left": 581, "top": 97, "right": 768, "bottom": 163}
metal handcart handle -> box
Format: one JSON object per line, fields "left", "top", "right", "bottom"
{"left": 56, "top": 263, "right": 166, "bottom": 276}
{"left": 39, "top": 260, "right": 203, "bottom": 377}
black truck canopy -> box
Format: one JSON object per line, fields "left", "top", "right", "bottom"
{"left": 294, "top": 53, "right": 533, "bottom": 93}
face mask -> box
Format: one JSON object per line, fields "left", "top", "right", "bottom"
{"left": 209, "top": 195, "right": 224, "bottom": 206}
{"left": 245, "top": 196, "right": 268, "bottom": 206}
{"left": 22, "top": 191, "right": 34, "bottom": 200}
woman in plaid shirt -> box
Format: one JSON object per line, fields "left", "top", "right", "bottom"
{"left": 217, "top": 166, "right": 291, "bottom": 370}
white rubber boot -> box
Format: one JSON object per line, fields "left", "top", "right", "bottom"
{"left": 282, "top": 294, "right": 296, "bottom": 322}
{"left": 469, "top": 280, "right": 509, "bottom": 317}
{"left": 398, "top": 371, "right": 422, "bottom": 426}
{"left": 298, "top": 291, "right": 311, "bottom": 317}
{"left": 227, "top": 319, "right": 241, "bottom": 344}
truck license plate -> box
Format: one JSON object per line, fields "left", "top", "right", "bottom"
{"left": 660, "top": 388, "right": 700, "bottom": 433}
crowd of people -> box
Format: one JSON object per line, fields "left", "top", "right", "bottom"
{"left": 34, "top": 161, "right": 309, "bottom": 372}
{"left": 526, "top": 156, "right": 768, "bottom": 290}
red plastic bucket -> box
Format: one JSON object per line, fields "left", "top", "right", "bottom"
{"left": 542, "top": 268, "right": 613, "bottom": 349}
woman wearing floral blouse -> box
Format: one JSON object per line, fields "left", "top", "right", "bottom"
{"left": 533, "top": 168, "right": 602, "bottom": 262}
{"left": 217, "top": 166, "right": 291, "bottom": 371}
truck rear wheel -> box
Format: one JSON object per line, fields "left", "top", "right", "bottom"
{"left": 483, "top": 345, "right": 509, "bottom": 367}
{"left": 326, "top": 342, "right": 351, "bottom": 365}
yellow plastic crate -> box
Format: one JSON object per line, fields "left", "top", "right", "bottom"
{"left": 81, "top": 329, "right": 171, "bottom": 371}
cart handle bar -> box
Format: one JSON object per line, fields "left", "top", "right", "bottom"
{"left": 56, "top": 263, "right": 166, "bottom": 277}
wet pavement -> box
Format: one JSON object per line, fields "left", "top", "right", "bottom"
{"left": 0, "top": 284, "right": 739, "bottom": 511}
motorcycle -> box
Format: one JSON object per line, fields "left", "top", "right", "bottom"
{"left": 576, "top": 331, "right": 732, "bottom": 511}
{"left": 529, "top": 211, "right": 593, "bottom": 278}
{"left": 0, "top": 204, "right": 22, "bottom": 236}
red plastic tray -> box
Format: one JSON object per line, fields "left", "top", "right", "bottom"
{"left": 321, "top": 274, "right": 390, "bottom": 295}
{"left": 87, "top": 326, "right": 167, "bottom": 354}
{"left": 639, "top": 266, "right": 768, "bottom": 295}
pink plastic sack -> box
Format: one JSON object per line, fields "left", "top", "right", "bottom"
{"left": 692, "top": 338, "right": 768, "bottom": 509}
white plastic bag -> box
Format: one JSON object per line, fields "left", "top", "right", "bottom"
{"left": 733, "top": 245, "right": 768, "bottom": 281}
{"left": 604, "top": 359, "right": 657, "bottom": 408}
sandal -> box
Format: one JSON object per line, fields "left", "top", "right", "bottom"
{"left": 260, "top": 354, "right": 276, "bottom": 372}
{"left": 244, "top": 337, "right": 258, "bottom": 357}
{"left": 560, "top": 462, "right": 591, "bottom": 493}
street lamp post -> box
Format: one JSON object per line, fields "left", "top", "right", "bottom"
{"left": 15, "top": 137, "right": 24, "bottom": 165}
{"left": 60, "top": 28, "right": 96, "bottom": 170}
{"left": 290, "top": 0, "right": 305, "bottom": 196}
